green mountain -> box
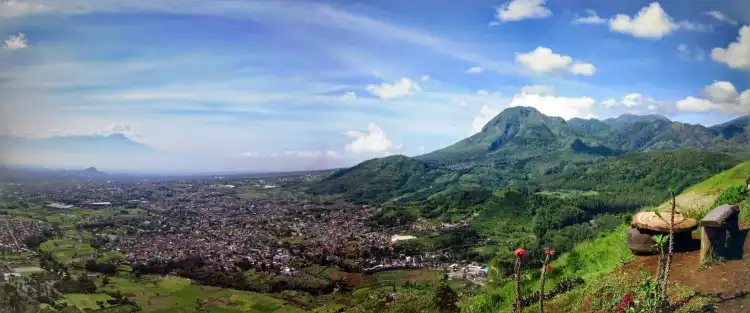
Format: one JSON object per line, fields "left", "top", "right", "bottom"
{"left": 307, "top": 155, "right": 455, "bottom": 204}
{"left": 417, "top": 107, "right": 577, "bottom": 163}
{"left": 310, "top": 107, "right": 750, "bottom": 203}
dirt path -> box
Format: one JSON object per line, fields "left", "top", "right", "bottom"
{"left": 623, "top": 228, "right": 750, "bottom": 313}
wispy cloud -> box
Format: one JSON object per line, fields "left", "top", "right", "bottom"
{"left": 704, "top": 11, "right": 737, "bottom": 26}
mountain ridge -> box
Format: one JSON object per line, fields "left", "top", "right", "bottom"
{"left": 0, "top": 133, "right": 156, "bottom": 155}
{"left": 310, "top": 107, "right": 750, "bottom": 203}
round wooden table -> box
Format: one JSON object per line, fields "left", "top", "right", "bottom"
{"left": 627, "top": 211, "right": 698, "bottom": 254}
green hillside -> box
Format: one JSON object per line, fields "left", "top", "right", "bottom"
{"left": 465, "top": 164, "right": 750, "bottom": 313}
{"left": 307, "top": 107, "right": 750, "bottom": 204}
{"left": 306, "top": 155, "right": 454, "bottom": 204}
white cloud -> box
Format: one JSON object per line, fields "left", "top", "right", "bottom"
{"left": 602, "top": 98, "right": 617, "bottom": 108}
{"left": 740, "top": 89, "right": 749, "bottom": 106}
{"left": 702, "top": 81, "right": 738, "bottom": 103}
{"left": 93, "top": 123, "right": 141, "bottom": 141}
{"left": 472, "top": 105, "right": 500, "bottom": 133}
{"left": 98, "top": 123, "right": 133, "bottom": 135}
{"left": 477, "top": 90, "right": 489, "bottom": 96}
{"left": 519, "top": 85, "right": 555, "bottom": 96}
{"left": 608, "top": 2, "right": 677, "bottom": 39}
{"left": 621, "top": 93, "right": 645, "bottom": 107}
{"left": 675, "top": 97, "right": 720, "bottom": 113}
{"left": 466, "top": 66, "right": 484, "bottom": 73}
{"left": 420, "top": 75, "right": 430, "bottom": 82}
{"left": 516, "top": 47, "right": 596, "bottom": 76}
{"left": 603, "top": 93, "right": 674, "bottom": 114}
{"left": 704, "top": 11, "right": 737, "bottom": 26}
{"left": 3, "top": 33, "right": 27, "bottom": 50}
{"left": 0, "top": 0, "right": 46, "bottom": 18}
{"left": 325, "top": 150, "right": 338, "bottom": 158}
{"left": 419, "top": 146, "right": 425, "bottom": 152}
{"left": 366, "top": 78, "right": 421, "bottom": 99}
{"left": 676, "top": 81, "right": 748, "bottom": 114}
{"left": 573, "top": 9, "right": 606, "bottom": 24}
{"left": 569, "top": 62, "right": 597, "bottom": 76}
{"left": 506, "top": 93, "right": 597, "bottom": 120}
{"left": 711, "top": 26, "right": 750, "bottom": 70}
{"left": 494, "top": 0, "right": 551, "bottom": 22}
{"left": 241, "top": 152, "right": 259, "bottom": 157}
{"left": 344, "top": 122, "right": 400, "bottom": 154}
{"left": 516, "top": 47, "right": 572, "bottom": 73}
{"left": 340, "top": 91, "right": 357, "bottom": 101}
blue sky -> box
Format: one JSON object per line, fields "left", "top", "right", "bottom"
{"left": 0, "top": 0, "right": 748, "bottom": 173}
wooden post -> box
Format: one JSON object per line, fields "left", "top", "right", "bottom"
{"left": 700, "top": 226, "right": 725, "bottom": 262}
{"left": 699, "top": 204, "right": 740, "bottom": 264}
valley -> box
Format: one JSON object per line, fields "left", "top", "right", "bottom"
{"left": 2, "top": 108, "right": 749, "bottom": 313}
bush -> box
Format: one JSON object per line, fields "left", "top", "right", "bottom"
{"left": 711, "top": 185, "right": 748, "bottom": 208}
{"left": 532, "top": 205, "right": 586, "bottom": 237}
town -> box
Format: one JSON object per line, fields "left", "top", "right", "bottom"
{"left": 0, "top": 172, "right": 488, "bottom": 292}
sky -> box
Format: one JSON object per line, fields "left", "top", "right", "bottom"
{"left": 0, "top": 0, "right": 749, "bottom": 173}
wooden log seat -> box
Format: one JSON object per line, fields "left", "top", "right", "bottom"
{"left": 700, "top": 204, "right": 740, "bottom": 262}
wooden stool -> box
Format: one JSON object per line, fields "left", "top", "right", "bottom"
{"left": 700, "top": 204, "right": 740, "bottom": 263}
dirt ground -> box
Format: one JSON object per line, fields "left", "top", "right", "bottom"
{"left": 623, "top": 226, "right": 750, "bottom": 313}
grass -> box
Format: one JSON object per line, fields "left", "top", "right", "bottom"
{"left": 64, "top": 293, "right": 114, "bottom": 310}
{"left": 656, "top": 162, "right": 750, "bottom": 214}
{"left": 103, "top": 276, "right": 307, "bottom": 313}
{"left": 374, "top": 269, "right": 443, "bottom": 285}
{"left": 39, "top": 232, "right": 96, "bottom": 263}
{"left": 684, "top": 162, "right": 750, "bottom": 193}
{"left": 485, "top": 224, "right": 635, "bottom": 311}
{"left": 96, "top": 251, "right": 127, "bottom": 263}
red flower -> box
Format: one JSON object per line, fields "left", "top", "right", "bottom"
{"left": 513, "top": 248, "right": 526, "bottom": 258}
{"left": 622, "top": 294, "right": 634, "bottom": 304}
{"left": 546, "top": 265, "right": 552, "bottom": 272}
{"left": 544, "top": 249, "right": 555, "bottom": 256}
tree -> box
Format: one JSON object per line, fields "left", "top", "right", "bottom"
{"left": 77, "top": 275, "right": 97, "bottom": 294}
{"left": 532, "top": 205, "right": 585, "bottom": 237}
{"left": 433, "top": 282, "right": 459, "bottom": 313}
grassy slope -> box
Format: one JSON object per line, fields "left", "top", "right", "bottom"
{"left": 486, "top": 225, "right": 634, "bottom": 310}
{"left": 656, "top": 161, "right": 750, "bottom": 214}
{"left": 519, "top": 162, "right": 750, "bottom": 313}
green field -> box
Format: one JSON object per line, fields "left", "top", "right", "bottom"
{"left": 103, "top": 276, "right": 307, "bottom": 313}
{"left": 40, "top": 234, "right": 96, "bottom": 263}
{"left": 64, "top": 293, "right": 115, "bottom": 309}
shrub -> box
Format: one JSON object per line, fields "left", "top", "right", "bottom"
{"left": 711, "top": 185, "right": 748, "bottom": 208}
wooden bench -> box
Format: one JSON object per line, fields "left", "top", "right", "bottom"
{"left": 700, "top": 204, "right": 740, "bottom": 263}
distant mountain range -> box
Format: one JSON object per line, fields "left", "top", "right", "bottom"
{"left": 418, "top": 107, "right": 749, "bottom": 163}
{"left": 309, "top": 107, "right": 750, "bottom": 203}
{"left": 0, "top": 133, "right": 159, "bottom": 171}
{"left": 0, "top": 133, "right": 155, "bottom": 155}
